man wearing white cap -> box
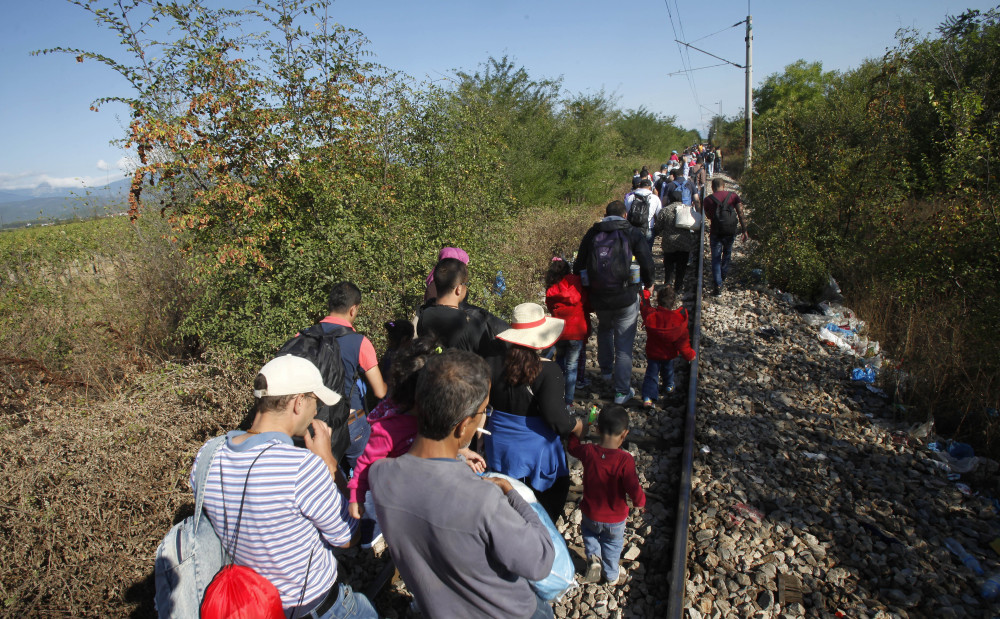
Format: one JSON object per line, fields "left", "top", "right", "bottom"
{"left": 189, "top": 355, "right": 378, "bottom": 619}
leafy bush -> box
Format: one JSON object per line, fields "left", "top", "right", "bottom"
{"left": 38, "top": 1, "right": 702, "bottom": 364}
{"left": 740, "top": 8, "right": 1000, "bottom": 450}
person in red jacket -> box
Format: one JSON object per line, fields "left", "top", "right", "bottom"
{"left": 544, "top": 257, "right": 589, "bottom": 408}
{"left": 639, "top": 286, "right": 696, "bottom": 407}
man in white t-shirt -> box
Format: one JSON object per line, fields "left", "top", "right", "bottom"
{"left": 624, "top": 178, "right": 662, "bottom": 253}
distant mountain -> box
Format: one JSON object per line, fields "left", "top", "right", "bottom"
{"left": 0, "top": 180, "right": 130, "bottom": 226}
{"left": 0, "top": 179, "right": 130, "bottom": 204}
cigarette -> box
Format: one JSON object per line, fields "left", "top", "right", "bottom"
{"left": 475, "top": 427, "right": 492, "bottom": 436}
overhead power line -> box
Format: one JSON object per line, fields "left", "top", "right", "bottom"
{"left": 663, "top": 0, "right": 702, "bottom": 118}
{"left": 687, "top": 20, "right": 746, "bottom": 45}
{"left": 674, "top": 39, "right": 744, "bottom": 69}
{"left": 664, "top": 62, "right": 729, "bottom": 77}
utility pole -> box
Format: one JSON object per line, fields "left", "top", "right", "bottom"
{"left": 744, "top": 15, "right": 753, "bottom": 169}
{"left": 715, "top": 100, "right": 722, "bottom": 145}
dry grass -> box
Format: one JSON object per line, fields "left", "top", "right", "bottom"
{"left": 0, "top": 352, "right": 253, "bottom": 616}
{"left": 847, "top": 281, "right": 1000, "bottom": 459}
{"left": 0, "top": 217, "right": 190, "bottom": 397}
{"left": 499, "top": 203, "right": 610, "bottom": 306}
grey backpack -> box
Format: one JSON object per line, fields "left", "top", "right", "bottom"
{"left": 153, "top": 436, "right": 226, "bottom": 618}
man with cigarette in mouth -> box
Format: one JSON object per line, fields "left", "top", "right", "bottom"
{"left": 369, "top": 350, "right": 556, "bottom": 619}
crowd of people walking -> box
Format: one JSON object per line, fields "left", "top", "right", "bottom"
{"left": 158, "top": 145, "right": 748, "bottom": 619}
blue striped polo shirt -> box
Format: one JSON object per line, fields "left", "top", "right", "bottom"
{"left": 191, "top": 431, "right": 356, "bottom": 609}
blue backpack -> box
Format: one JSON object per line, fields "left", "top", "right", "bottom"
{"left": 679, "top": 180, "right": 693, "bottom": 205}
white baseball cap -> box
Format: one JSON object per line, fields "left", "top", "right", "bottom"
{"left": 253, "top": 355, "right": 342, "bottom": 405}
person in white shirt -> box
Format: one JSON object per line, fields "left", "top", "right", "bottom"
{"left": 624, "top": 178, "right": 662, "bottom": 253}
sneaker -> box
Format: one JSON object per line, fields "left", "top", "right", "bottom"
{"left": 575, "top": 377, "right": 591, "bottom": 389}
{"left": 711, "top": 286, "right": 722, "bottom": 297}
{"left": 584, "top": 555, "right": 602, "bottom": 584}
{"left": 613, "top": 388, "right": 634, "bottom": 405}
{"left": 606, "top": 572, "right": 621, "bottom": 586}
{"left": 642, "top": 398, "right": 653, "bottom": 408}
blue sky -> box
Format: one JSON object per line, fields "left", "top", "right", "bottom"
{"left": 1, "top": 0, "right": 994, "bottom": 190}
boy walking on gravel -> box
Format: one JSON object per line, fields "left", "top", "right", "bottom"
{"left": 567, "top": 405, "right": 646, "bottom": 585}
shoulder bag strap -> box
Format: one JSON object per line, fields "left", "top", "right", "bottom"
{"left": 191, "top": 435, "right": 226, "bottom": 535}
{"left": 226, "top": 444, "right": 277, "bottom": 560}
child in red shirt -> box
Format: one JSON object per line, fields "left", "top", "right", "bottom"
{"left": 640, "top": 285, "right": 696, "bottom": 407}
{"left": 545, "top": 257, "right": 590, "bottom": 407}
{"left": 567, "top": 405, "right": 646, "bottom": 585}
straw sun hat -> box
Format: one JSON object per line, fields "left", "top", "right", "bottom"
{"left": 496, "top": 303, "right": 565, "bottom": 350}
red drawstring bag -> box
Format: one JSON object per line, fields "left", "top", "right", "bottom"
{"left": 199, "top": 564, "right": 284, "bottom": 619}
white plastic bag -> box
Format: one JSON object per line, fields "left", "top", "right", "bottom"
{"left": 482, "top": 473, "right": 577, "bottom": 602}
{"left": 674, "top": 205, "right": 701, "bottom": 230}
{"left": 818, "top": 328, "right": 857, "bottom": 355}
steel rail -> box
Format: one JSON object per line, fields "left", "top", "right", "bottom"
{"left": 666, "top": 210, "right": 705, "bottom": 617}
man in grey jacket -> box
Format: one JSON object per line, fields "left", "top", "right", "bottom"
{"left": 370, "top": 350, "right": 556, "bottom": 619}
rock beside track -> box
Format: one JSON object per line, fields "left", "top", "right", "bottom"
{"left": 686, "top": 245, "right": 1000, "bottom": 616}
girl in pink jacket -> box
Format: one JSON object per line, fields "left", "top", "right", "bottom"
{"left": 348, "top": 337, "right": 485, "bottom": 523}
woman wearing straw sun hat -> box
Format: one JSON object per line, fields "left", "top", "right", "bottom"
{"left": 484, "top": 303, "right": 584, "bottom": 522}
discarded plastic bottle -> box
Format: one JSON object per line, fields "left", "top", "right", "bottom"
{"left": 851, "top": 367, "right": 877, "bottom": 384}
{"left": 981, "top": 572, "right": 1000, "bottom": 600}
{"left": 493, "top": 271, "right": 506, "bottom": 296}
{"left": 944, "top": 537, "right": 985, "bottom": 576}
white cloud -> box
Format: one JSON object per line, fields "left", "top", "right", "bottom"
{"left": 97, "top": 157, "right": 135, "bottom": 173}
{"left": 2, "top": 154, "right": 136, "bottom": 191}
{"left": 0, "top": 173, "right": 124, "bottom": 191}
{"left": 116, "top": 156, "right": 136, "bottom": 173}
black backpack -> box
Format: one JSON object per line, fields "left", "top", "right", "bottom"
{"left": 626, "top": 193, "right": 651, "bottom": 229}
{"left": 276, "top": 323, "right": 358, "bottom": 459}
{"left": 714, "top": 191, "right": 740, "bottom": 236}
{"left": 587, "top": 226, "right": 631, "bottom": 291}
{"left": 654, "top": 175, "right": 669, "bottom": 196}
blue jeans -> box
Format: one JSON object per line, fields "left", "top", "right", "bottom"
{"left": 555, "top": 340, "right": 583, "bottom": 405}
{"left": 342, "top": 414, "right": 371, "bottom": 475}
{"left": 595, "top": 299, "right": 639, "bottom": 396}
{"left": 582, "top": 515, "right": 626, "bottom": 581}
{"left": 641, "top": 358, "right": 675, "bottom": 401}
{"left": 710, "top": 232, "right": 736, "bottom": 288}
{"left": 312, "top": 583, "right": 378, "bottom": 619}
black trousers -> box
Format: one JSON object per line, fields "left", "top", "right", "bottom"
{"left": 663, "top": 250, "right": 691, "bottom": 290}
